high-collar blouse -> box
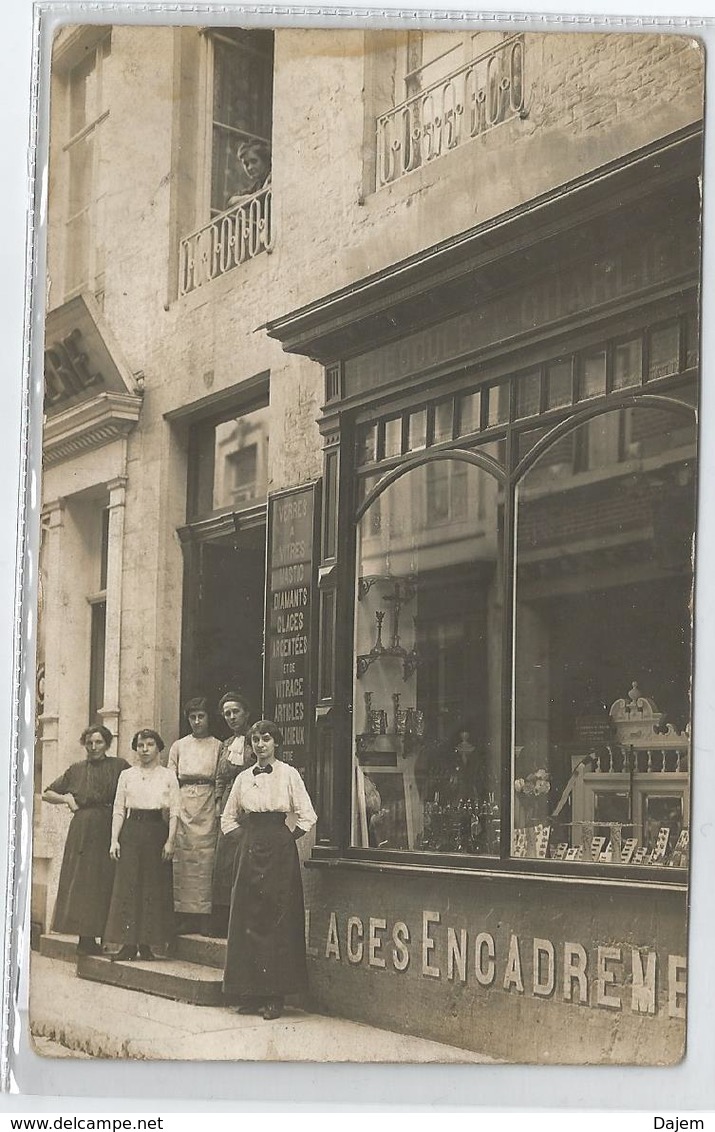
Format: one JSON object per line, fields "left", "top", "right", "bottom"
{"left": 220, "top": 759, "right": 317, "bottom": 835}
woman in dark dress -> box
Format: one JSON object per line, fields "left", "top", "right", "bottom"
{"left": 42, "top": 726, "right": 130, "bottom": 955}
{"left": 221, "top": 720, "right": 317, "bottom": 1020}
{"left": 212, "top": 690, "right": 254, "bottom": 934}
{"left": 104, "top": 729, "right": 180, "bottom": 961}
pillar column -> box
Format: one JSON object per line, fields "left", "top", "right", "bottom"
{"left": 38, "top": 498, "right": 65, "bottom": 790}
{"left": 99, "top": 475, "right": 127, "bottom": 745}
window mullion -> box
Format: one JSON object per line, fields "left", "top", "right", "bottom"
{"left": 501, "top": 421, "right": 517, "bottom": 860}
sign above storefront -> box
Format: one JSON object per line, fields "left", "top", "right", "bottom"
{"left": 343, "top": 226, "right": 699, "bottom": 400}
{"left": 44, "top": 293, "right": 142, "bottom": 417}
{"left": 264, "top": 481, "right": 320, "bottom": 773}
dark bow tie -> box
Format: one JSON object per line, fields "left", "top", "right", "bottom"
{"left": 253, "top": 764, "right": 273, "bottom": 776}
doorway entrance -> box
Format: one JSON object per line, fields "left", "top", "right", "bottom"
{"left": 181, "top": 522, "right": 266, "bottom": 734}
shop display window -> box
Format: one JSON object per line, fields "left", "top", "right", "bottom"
{"left": 338, "top": 309, "right": 697, "bottom": 872}
{"left": 352, "top": 458, "right": 503, "bottom": 855}
{"left": 512, "top": 405, "right": 695, "bottom": 868}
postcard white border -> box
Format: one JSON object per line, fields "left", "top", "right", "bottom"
{"left": 2, "top": 0, "right": 714, "bottom": 1110}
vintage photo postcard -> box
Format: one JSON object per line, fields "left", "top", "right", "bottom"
{"left": 29, "top": 19, "right": 704, "bottom": 1065}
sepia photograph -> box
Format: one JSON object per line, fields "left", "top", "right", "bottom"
{"left": 29, "top": 18, "right": 704, "bottom": 1066}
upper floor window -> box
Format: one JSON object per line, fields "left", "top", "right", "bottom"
{"left": 376, "top": 31, "right": 525, "bottom": 188}
{"left": 210, "top": 29, "right": 274, "bottom": 214}
{"left": 64, "top": 32, "right": 111, "bottom": 300}
{"left": 188, "top": 401, "right": 270, "bottom": 521}
{"left": 179, "top": 29, "right": 275, "bottom": 296}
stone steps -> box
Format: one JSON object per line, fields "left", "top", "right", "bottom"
{"left": 76, "top": 953, "right": 225, "bottom": 1007}
{"left": 39, "top": 932, "right": 77, "bottom": 963}
{"left": 175, "top": 933, "right": 226, "bottom": 969}
{"left": 39, "top": 932, "right": 229, "bottom": 1006}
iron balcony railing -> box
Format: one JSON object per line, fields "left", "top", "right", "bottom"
{"left": 377, "top": 34, "right": 526, "bottom": 188}
{"left": 179, "top": 186, "right": 273, "bottom": 296}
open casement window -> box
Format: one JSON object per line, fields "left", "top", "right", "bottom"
{"left": 64, "top": 32, "right": 111, "bottom": 301}
{"left": 512, "top": 404, "right": 695, "bottom": 868}
{"left": 179, "top": 29, "right": 274, "bottom": 296}
{"left": 207, "top": 28, "right": 274, "bottom": 216}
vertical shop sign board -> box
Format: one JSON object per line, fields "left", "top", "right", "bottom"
{"left": 264, "top": 481, "right": 320, "bottom": 773}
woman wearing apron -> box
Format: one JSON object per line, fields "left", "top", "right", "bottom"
{"left": 167, "top": 697, "right": 221, "bottom": 935}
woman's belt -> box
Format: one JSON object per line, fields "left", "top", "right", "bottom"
{"left": 243, "top": 811, "right": 288, "bottom": 825}
{"left": 178, "top": 777, "right": 215, "bottom": 787}
{"left": 126, "top": 809, "right": 167, "bottom": 822}
{"left": 78, "top": 802, "right": 112, "bottom": 809}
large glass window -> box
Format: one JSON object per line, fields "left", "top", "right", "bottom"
{"left": 512, "top": 406, "right": 695, "bottom": 867}
{"left": 352, "top": 458, "right": 503, "bottom": 855}
{"left": 337, "top": 314, "right": 697, "bottom": 872}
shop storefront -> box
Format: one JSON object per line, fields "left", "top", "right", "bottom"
{"left": 265, "top": 125, "right": 700, "bottom": 1062}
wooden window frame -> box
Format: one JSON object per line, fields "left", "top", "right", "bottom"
{"left": 314, "top": 305, "right": 698, "bottom": 885}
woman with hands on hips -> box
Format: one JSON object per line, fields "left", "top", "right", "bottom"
{"left": 41, "top": 725, "right": 130, "bottom": 956}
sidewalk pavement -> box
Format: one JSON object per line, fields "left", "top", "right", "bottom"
{"left": 29, "top": 954, "right": 494, "bottom": 1063}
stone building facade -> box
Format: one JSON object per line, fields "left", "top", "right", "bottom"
{"left": 36, "top": 24, "right": 703, "bottom": 1061}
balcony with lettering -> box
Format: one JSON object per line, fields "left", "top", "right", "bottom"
{"left": 179, "top": 187, "right": 273, "bottom": 297}
{"left": 376, "top": 35, "right": 526, "bottom": 188}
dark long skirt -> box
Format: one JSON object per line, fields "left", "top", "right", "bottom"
{"left": 103, "top": 812, "right": 176, "bottom": 948}
{"left": 52, "top": 805, "right": 115, "bottom": 937}
{"left": 223, "top": 813, "right": 307, "bottom": 999}
{"left": 212, "top": 827, "right": 242, "bottom": 910}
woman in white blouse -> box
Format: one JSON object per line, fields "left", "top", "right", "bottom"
{"left": 221, "top": 720, "right": 317, "bottom": 1020}
{"left": 104, "top": 729, "right": 180, "bottom": 961}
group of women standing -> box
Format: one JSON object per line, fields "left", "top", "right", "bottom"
{"left": 42, "top": 692, "right": 317, "bottom": 1021}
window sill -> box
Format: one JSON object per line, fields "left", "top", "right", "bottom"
{"left": 306, "top": 847, "right": 688, "bottom": 892}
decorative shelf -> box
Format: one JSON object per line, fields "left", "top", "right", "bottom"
{"left": 357, "top": 574, "right": 417, "bottom": 602}
{"left": 356, "top": 646, "right": 422, "bottom": 680}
